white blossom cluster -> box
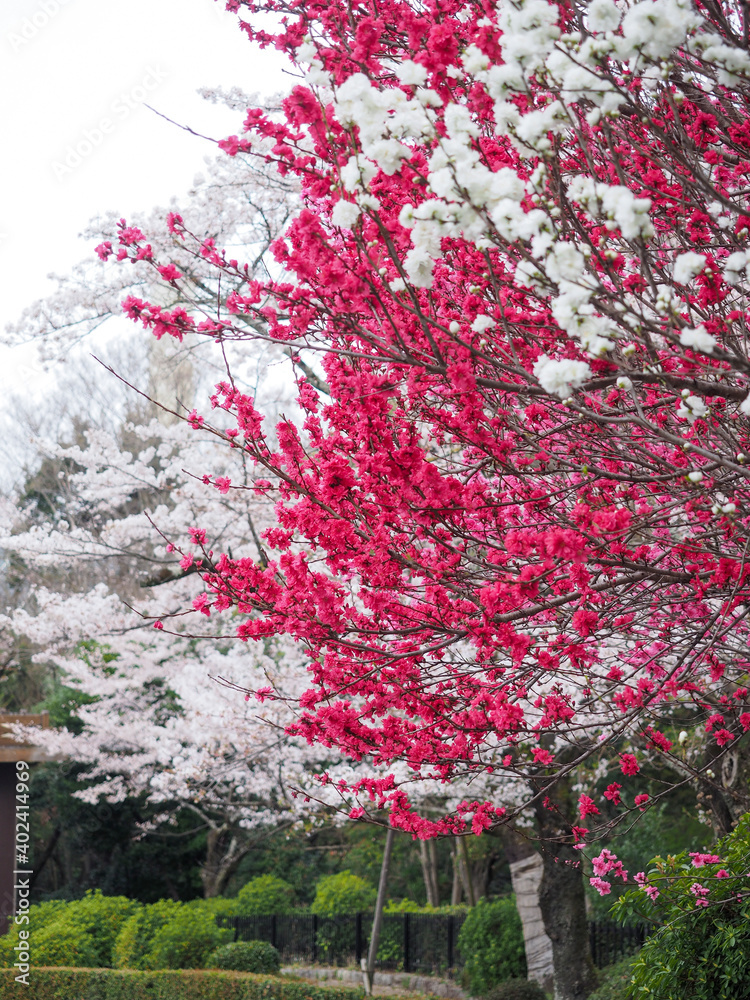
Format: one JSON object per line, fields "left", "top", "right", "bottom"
{"left": 300, "top": 0, "right": 750, "bottom": 409}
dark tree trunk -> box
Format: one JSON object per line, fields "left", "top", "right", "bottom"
{"left": 532, "top": 774, "right": 598, "bottom": 1000}
{"left": 419, "top": 839, "right": 440, "bottom": 906}
{"left": 201, "top": 828, "right": 249, "bottom": 898}
{"left": 537, "top": 842, "right": 597, "bottom": 1000}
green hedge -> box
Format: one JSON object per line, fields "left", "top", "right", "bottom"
{"left": 0, "top": 968, "right": 366, "bottom": 1000}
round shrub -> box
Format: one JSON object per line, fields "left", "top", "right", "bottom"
{"left": 33, "top": 921, "right": 99, "bottom": 968}
{"left": 311, "top": 871, "right": 377, "bottom": 915}
{"left": 62, "top": 890, "right": 139, "bottom": 967}
{"left": 482, "top": 980, "right": 547, "bottom": 1000}
{"left": 207, "top": 939, "right": 281, "bottom": 973}
{"left": 236, "top": 875, "right": 296, "bottom": 915}
{"left": 0, "top": 900, "right": 68, "bottom": 967}
{"left": 143, "top": 902, "right": 232, "bottom": 969}
{"left": 457, "top": 896, "right": 527, "bottom": 995}
{"left": 113, "top": 899, "right": 183, "bottom": 969}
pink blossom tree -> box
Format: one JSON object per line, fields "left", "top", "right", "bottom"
{"left": 66, "top": 0, "right": 750, "bottom": 993}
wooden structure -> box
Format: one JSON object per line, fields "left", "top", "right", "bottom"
{"left": 0, "top": 713, "right": 51, "bottom": 936}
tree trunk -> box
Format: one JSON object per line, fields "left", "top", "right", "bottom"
{"left": 201, "top": 828, "right": 249, "bottom": 898}
{"left": 419, "top": 839, "right": 440, "bottom": 906}
{"left": 450, "top": 844, "right": 463, "bottom": 905}
{"left": 456, "top": 836, "right": 476, "bottom": 906}
{"left": 537, "top": 842, "right": 597, "bottom": 1000}
{"left": 532, "top": 776, "right": 598, "bottom": 1000}
{"left": 363, "top": 827, "right": 395, "bottom": 994}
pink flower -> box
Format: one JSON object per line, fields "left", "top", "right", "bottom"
{"left": 214, "top": 477, "right": 232, "bottom": 494}
{"left": 579, "top": 794, "right": 600, "bottom": 819}
{"left": 634, "top": 793, "right": 649, "bottom": 810}
{"left": 188, "top": 528, "right": 207, "bottom": 546}
{"left": 604, "top": 782, "right": 622, "bottom": 804}
{"left": 590, "top": 877, "right": 612, "bottom": 896}
{"left": 690, "top": 882, "right": 710, "bottom": 907}
{"left": 689, "top": 852, "right": 722, "bottom": 868}
{"left": 620, "top": 754, "right": 640, "bottom": 775}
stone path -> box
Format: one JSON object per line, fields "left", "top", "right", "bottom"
{"left": 282, "top": 965, "right": 468, "bottom": 999}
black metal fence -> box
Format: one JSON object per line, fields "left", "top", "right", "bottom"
{"left": 589, "top": 921, "right": 646, "bottom": 968}
{"left": 218, "top": 911, "right": 646, "bottom": 975}
{"left": 218, "top": 912, "right": 465, "bottom": 975}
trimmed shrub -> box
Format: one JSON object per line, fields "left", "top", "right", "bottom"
{"left": 143, "top": 902, "right": 233, "bottom": 969}
{"left": 32, "top": 922, "right": 100, "bottom": 969}
{"left": 482, "top": 980, "right": 547, "bottom": 1000}
{"left": 0, "top": 967, "right": 367, "bottom": 1000}
{"left": 235, "top": 875, "right": 295, "bottom": 916}
{"left": 311, "top": 871, "right": 376, "bottom": 915}
{"left": 0, "top": 900, "right": 68, "bottom": 967}
{"left": 60, "top": 890, "right": 139, "bottom": 967}
{"left": 457, "top": 897, "right": 526, "bottom": 995}
{"left": 113, "top": 899, "right": 183, "bottom": 969}
{"left": 0, "top": 892, "right": 136, "bottom": 969}
{"left": 208, "top": 940, "right": 281, "bottom": 973}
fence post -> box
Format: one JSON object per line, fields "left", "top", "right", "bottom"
{"left": 356, "top": 912, "right": 363, "bottom": 965}
{"left": 312, "top": 914, "right": 318, "bottom": 964}
{"left": 403, "top": 912, "right": 411, "bottom": 973}
{"left": 271, "top": 914, "right": 277, "bottom": 950}
{"left": 234, "top": 918, "right": 239, "bottom": 944}
{"left": 447, "top": 914, "right": 454, "bottom": 971}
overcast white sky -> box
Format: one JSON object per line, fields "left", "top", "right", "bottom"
{"left": 0, "top": 0, "right": 286, "bottom": 398}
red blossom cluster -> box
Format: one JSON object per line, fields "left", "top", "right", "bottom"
{"left": 109, "top": 0, "right": 750, "bottom": 854}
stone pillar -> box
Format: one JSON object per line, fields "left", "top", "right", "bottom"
{"left": 509, "top": 852, "right": 555, "bottom": 994}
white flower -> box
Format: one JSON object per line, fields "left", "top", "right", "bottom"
{"left": 471, "top": 315, "right": 496, "bottom": 333}
{"left": 616, "top": 377, "right": 633, "bottom": 390}
{"left": 679, "top": 325, "right": 716, "bottom": 354}
{"left": 331, "top": 200, "right": 361, "bottom": 229}
{"left": 533, "top": 355, "right": 592, "bottom": 397}
{"left": 395, "top": 60, "right": 428, "bottom": 87}
{"left": 587, "top": 0, "right": 621, "bottom": 32}
{"left": 677, "top": 394, "right": 708, "bottom": 421}
{"left": 687, "top": 471, "right": 704, "bottom": 483}
{"left": 739, "top": 394, "right": 750, "bottom": 416}
{"left": 673, "top": 252, "right": 706, "bottom": 284}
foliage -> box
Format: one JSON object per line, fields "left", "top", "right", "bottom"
{"left": 113, "top": 900, "right": 183, "bottom": 970}
{"left": 457, "top": 898, "right": 526, "bottom": 995}
{"left": 0, "top": 892, "right": 136, "bottom": 969}
{"left": 207, "top": 941, "right": 281, "bottom": 974}
{"left": 143, "top": 901, "right": 233, "bottom": 970}
{"left": 481, "top": 981, "right": 547, "bottom": 1000}
{"left": 0, "top": 967, "right": 366, "bottom": 1000}
{"left": 586, "top": 957, "right": 638, "bottom": 1000}
{"left": 236, "top": 876, "right": 296, "bottom": 915}
{"left": 30, "top": 922, "right": 100, "bottom": 969}
{"left": 310, "top": 872, "right": 377, "bottom": 915}
{"left": 612, "top": 813, "right": 750, "bottom": 999}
